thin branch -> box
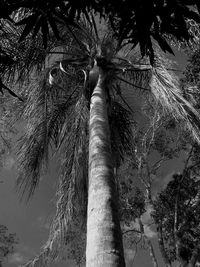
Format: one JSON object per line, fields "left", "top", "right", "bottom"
{"left": 66, "top": 25, "right": 87, "bottom": 53}
{"left": 116, "top": 76, "right": 150, "bottom": 91}
{"left": 122, "top": 229, "right": 141, "bottom": 235}
{"left": 116, "top": 92, "right": 134, "bottom": 114}
{"left": 151, "top": 157, "right": 167, "bottom": 174}
{"left": 47, "top": 51, "right": 82, "bottom": 56}
{"left": 182, "top": 144, "right": 195, "bottom": 176}
{"left": 166, "top": 68, "right": 183, "bottom": 73}
{"left": 90, "top": 13, "right": 99, "bottom": 41}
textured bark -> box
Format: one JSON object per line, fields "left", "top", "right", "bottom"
{"left": 86, "top": 70, "right": 125, "bottom": 267}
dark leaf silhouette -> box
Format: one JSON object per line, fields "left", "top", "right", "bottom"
{"left": 16, "top": 13, "right": 39, "bottom": 41}
{"left": 0, "top": 80, "right": 23, "bottom": 101}
{"left": 1, "top": 1, "right": 200, "bottom": 60}
{"left": 152, "top": 34, "right": 175, "bottom": 55}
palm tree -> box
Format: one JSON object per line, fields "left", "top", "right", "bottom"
{"left": 1, "top": 13, "right": 200, "bottom": 267}
{"left": 1, "top": 16, "right": 136, "bottom": 266}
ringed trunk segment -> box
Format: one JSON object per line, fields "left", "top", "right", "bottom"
{"left": 86, "top": 70, "right": 125, "bottom": 267}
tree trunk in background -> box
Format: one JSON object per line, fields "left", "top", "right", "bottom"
{"left": 157, "top": 225, "right": 172, "bottom": 267}
{"left": 146, "top": 238, "right": 158, "bottom": 267}
{"left": 86, "top": 70, "right": 125, "bottom": 267}
{"left": 138, "top": 218, "right": 158, "bottom": 267}
{"left": 188, "top": 248, "right": 200, "bottom": 267}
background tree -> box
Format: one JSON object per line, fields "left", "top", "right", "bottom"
{"left": 115, "top": 61, "right": 200, "bottom": 265}
{"left": 117, "top": 43, "right": 200, "bottom": 267}
{"left": 0, "top": 225, "right": 18, "bottom": 267}
{"left": 152, "top": 167, "right": 200, "bottom": 267}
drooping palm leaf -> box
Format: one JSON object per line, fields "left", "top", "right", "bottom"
{"left": 16, "top": 67, "right": 83, "bottom": 200}
{"left": 21, "top": 96, "right": 89, "bottom": 267}
{"left": 150, "top": 53, "right": 200, "bottom": 144}
{"left": 0, "top": 19, "right": 85, "bottom": 85}
{"left": 109, "top": 100, "right": 135, "bottom": 167}
{"left": 16, "top": 72, "right": 50, "bottom": 200}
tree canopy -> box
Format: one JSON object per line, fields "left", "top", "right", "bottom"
{"left": 0, "top": 225, "right": 18, "bottom": 265}
{"left": 152, "top": 171, "right": 200, "bottom": 266}
{"left": 1, "top": 0, "right": 200, "bottom": 65}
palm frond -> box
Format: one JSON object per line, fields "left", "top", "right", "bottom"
{"left": 150, "top": 53, "right": 200, "bottom": 144}
{"left": 16, "top": 72, "right": 50, "bottom": 200}
{"left": 16, "top": 67, "right": 83, "bottom": 200}
{"left": 109, "top": 100, "right": 136, "bottom": 168}
{"left": 113, "top": 46, "right": 152, "bottom": 92}
{"left": 0, "top": 18, "right": 90, "bottom": 85}
{"left": 21, "top": 96, "right": 89, "bottom": 267}
{"left": 0, "top": 20, "right": 46, "bottom": 84}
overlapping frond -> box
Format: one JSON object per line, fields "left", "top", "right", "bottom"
{"left": 21, "top": 96, "right": 89, "bottom": 267}
{"left": 0, "top": 18, "right": 92, "bottom": 85}
{"left": 16, "top": 73, "right": 50, "bottom": 200}
{"left": 0, "top": 20, "right": 46, "bottom": 84}
{"left": 16, "top": 67, "right": 83, "bottom": 200}
{"left": 150, "top": 53, "right": 200, "bottom": 144}
{"left": 112, "top": 46, "right": 152, "bottom": 92}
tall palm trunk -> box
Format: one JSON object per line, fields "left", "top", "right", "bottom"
{"left": 86, "top": 68, "right": 126, "bottom": 267}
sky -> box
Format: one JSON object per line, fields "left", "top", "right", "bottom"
{"left": 0, "top": 145, "right": 185, "bottom": 267}
{"left": 0, "top": 49, "right": 188, "bottom": 267}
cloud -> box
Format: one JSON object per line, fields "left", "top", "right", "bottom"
{"left": 152, "top": 171, "right": 175, "bottom": 197}
{"left": 141, "top": 205, "right": 153, "bottom": 225}
{"left": 8, "top": 244, "right": 36, "bottom": 265}
{"left": 3, "top": 156, "right": 15, "bottom": 170}
{"left": 9, "top": 252, "right": 25, "bottom": 264}
{"left": 143, "top": 225, "right": 157, "bottom": 238}
{"left": 162, "top": 172, "right": 177, "bottom": 188}
{"left": 36, "top": 215, "right": 51, "bottom": 230}
{"left": 141, "top": 206, "right": 157, "bottom": 238}
{"left": 17, "top": 244, "right": 36, "bottom": 256}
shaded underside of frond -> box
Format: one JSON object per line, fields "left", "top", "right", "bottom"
{"left": 109, "top": 100, "right": 135, "bottom": 167}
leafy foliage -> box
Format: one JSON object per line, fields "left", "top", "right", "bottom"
{"left": 120, "top": 178, "right": 146, "bottom": 225}
{"left": 0, "top": 1, "right": 200, "bottom": 64}
{"left": 0, "top": 225, "right": 18, "bottom": 264}
{"left": 181, "top": 46, "right": 200, "bottom": 111}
